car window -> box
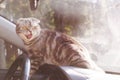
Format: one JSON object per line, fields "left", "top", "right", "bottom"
{"left": 0, "top": 0, "right": 120, "bottom": 73}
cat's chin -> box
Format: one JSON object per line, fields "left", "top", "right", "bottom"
{"left": 22, "top": 35, "right": 33, "bottom": 42}
{"left": 25, "top": 37, "right": 33, "bottom": 41}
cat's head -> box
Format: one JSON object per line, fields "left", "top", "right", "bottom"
{"left": 16, "top": 17, "right": 41, "bottom": 43}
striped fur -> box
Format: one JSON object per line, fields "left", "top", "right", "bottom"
{"left": 16, "top": 18, "right": 104, "bottom": 75}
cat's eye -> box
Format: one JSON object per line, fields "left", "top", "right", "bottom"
{"left": 31, "top": 26, "right": 37, "bottom": 30}
{"left": 22, "top": 27, "right": 27, "bottom": 30}
{"left": 16, "top": 27, "right": 27, "bottom": 33}
{"left": 19, "top": 27, "right": 28, "bottom": 31}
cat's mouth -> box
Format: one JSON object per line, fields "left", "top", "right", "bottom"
{"left": 25, "top": 33, "right": 32, "bottom": 39}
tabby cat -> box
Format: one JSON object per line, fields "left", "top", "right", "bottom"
{"left": 16, "top": 17, "right": 103, "bottom": 79}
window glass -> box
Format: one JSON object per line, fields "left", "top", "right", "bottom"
{"left": 0, "top": 0, "right": 120, "bottom": 73}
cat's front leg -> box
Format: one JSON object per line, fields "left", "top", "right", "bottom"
{"left": 30, "top": 58, "right": 43, "bottom": 76}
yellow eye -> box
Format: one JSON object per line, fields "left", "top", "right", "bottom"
{"left": 17, "top": 27, "right": 26, "bottom": 33}
{"left": 32, "top": 26, "right": 37, "bottom": 30}
{"left": 22, "top": 26, "right": 27, "bottom": 30}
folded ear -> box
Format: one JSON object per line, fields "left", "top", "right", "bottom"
{"left": 31, "top": 17, "right": 40, "bottom": 24}
{"left": 15, "top": 17, "right": 40, "bottom": 27}
{"left": 16, "top": 18, "right": 25, "bottom": 24}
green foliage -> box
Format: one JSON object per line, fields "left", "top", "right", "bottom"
{"left": 6, "top": 54, "right": 16, "bottom": 68}
{"left": 0, "top": 0, "right": 91, "bottom": 36}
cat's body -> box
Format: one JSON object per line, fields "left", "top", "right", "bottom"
{"left": 16, "top": 18, "right": 103, "bottom": 76}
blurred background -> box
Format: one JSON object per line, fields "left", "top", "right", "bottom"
{"left": 0, "top": 0, "right": 120, "bottom": 73}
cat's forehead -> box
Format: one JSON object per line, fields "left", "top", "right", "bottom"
{"left": 17, "top": 18, "right": 31, "bottom": 27}
{"left": 16, "top": 18, "right": 40, "bottom": 27}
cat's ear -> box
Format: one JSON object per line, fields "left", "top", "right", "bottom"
{"left": 15, "top": 18, "right": 25, "bottom": 27}
{"left": 15, "top": 22, "right": 20, "bottom": 28}
{"left": 31, "top": 17, "right": 40, "bottom": 24}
